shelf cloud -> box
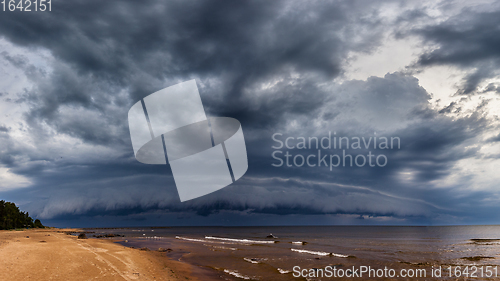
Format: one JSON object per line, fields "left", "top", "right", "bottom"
{"left": 0, "top": 0, "right": 499, "bottom": 227}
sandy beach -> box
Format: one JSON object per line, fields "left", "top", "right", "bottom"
{"left": 0, "top": 229, "right": 196, "bottom": 281}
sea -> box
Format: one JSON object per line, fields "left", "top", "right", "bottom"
{"left": 82, "top": 225, "right": 500, "bottom": 280}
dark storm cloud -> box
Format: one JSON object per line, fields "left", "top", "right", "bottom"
{"left": 0, "top": 0, "right": 389, "bottom": 222}
{"left": 410, "top": 9, "right": 500, "bottom": 94}
{"left": 0, "top": 0, "right": 384, "bottom": 145}
{"left": 15, "top": 71, "right": 483, "bottom": 223}
{"left": 168, "top": 73, "right": 491, "bottom": 221}
{"left": 0, "top": 0, "right": 498, "bottom": 226}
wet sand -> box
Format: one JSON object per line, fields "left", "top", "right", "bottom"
{"left": 0, "top": 228, "right": 197, "bottom": 281}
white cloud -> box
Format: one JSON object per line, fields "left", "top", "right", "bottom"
{"left": 0, "top": 167, "right": 32, "bottom": 192}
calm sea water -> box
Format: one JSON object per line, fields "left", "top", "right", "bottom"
{"left": 84, "top": 226, "right": 500, "bottom": 280}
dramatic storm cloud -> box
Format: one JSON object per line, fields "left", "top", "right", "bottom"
{"left": 0, "top": 0, "right": 499, "bottom": 227}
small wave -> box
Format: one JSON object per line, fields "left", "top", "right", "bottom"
{"left": 244, "top": 258, "right": 260, "bottom": 264}
{"left": 140, "top": 236, "right": 163, "bottom": 240}
{"left": 292, "top": 241, "right": 307, "bottom": 245}
{"left": 224, "top": 269, "right": 252, "bottom": 280}
{"left": 176, "top": 236, "right": 238, "bottom": 245}
{"left": 243, "top": 257, "right": 267, "bottom": 264}
{"left": 470, "top": 238, "right": 500, "bottom": 243}
{"left": 461, "top": 256, "right": 495, "bottom": 261}
{"left": 278, "top": 268, "right": 290, "bottom": 274}
{"left": 291, "top": 248, "right": 348, "bottom": 258}
{"left": 208, "top": 245, "right": 238, "bottom": 250}
{"left": 205, "top": 236, "right": 277, "bottom": 244}
{"left": 176, "top": 236, "right": 207, "bottom": 243}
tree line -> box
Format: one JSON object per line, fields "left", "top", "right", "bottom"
{"left": 0, "top": 200, "right": 44, "bottom": 230}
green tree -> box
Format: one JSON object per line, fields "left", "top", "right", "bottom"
{"left": 34, "top": 219, "right": 43, "bottom": 228}
{"left": 0, "top": 200, "right": 43, "bottom": 230}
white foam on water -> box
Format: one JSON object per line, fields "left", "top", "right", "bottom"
{"left": 244, "top": 257, "right": 260, "bottom": 264}
{"left": 207, "top": 245, "right": 238, "bottom": 250}
{"left": 205, "top": 236, "right": 276, "bottom": 244}
{"left": 176, "top": 236, "right": 240, "bottom": 245}
{"left": 140, "top": 236, "right": 163, "bottom": 240}
{"left": 223, "top": 269, "right": 252, "bottom": 280}
{"left": 278, "top": 268, "right": 291, "bottom": 274}
{"left": 243, "top": 257, "right": 267, "bottom": 264}
{"left": 292, "top": 241, "right": 306, "bottom": 245}
{"left": 291, "top": 248, "right": 348, "bottom": 258}
{"left": 175, "top": 236, "right": 208, "bottom": 243}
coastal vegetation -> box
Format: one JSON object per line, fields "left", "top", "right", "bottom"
{"left": 0, "top": 200, "right": 44, "bottom": 230}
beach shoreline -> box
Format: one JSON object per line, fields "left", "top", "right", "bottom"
{"left": 0, "top": 228, "right": 199, "bottom": 281}
{"left": 81, "top": 225, "right": 500, "bottom": 281}
{"left": 3, "top": 226, "right": 500, "bottom": 280}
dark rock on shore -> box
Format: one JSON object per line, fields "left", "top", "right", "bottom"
{"left": 158, "top": 248, "right": 173, "bottom": 252}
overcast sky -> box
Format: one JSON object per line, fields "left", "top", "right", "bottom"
{"left": 0, "top": 0, "right": 499, "bottom": 227}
